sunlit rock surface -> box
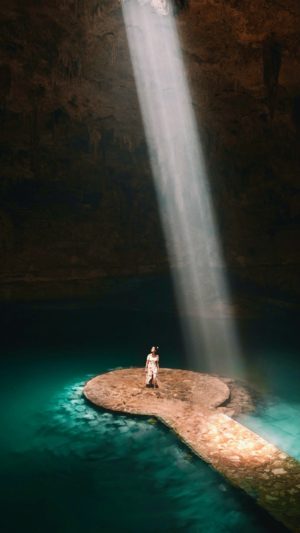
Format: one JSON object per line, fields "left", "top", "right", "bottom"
{"left": 84, "top": 368, "right": 300, "bottom": 532}
{"left": 84, "top": 368, "right": 230, "bottom": 413}
{"left": 83, "top": 367, "right": 255, "bottom": 417}
{"left": 0, "top": 0, "right": 299, "bottom": 300}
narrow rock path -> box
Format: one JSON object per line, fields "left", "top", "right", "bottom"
{"left": 84, "top": 368, "right": 300, "bottom": 532}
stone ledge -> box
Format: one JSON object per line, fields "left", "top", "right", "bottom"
{"left": 84, "top": 368, "right": 231, "bottom": 415}
{"left": 84, "top": 368, "right": 300, "bottom": 532}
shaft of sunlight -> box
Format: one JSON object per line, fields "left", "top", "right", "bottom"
{"left": 122, "top": 0, "right": 243, "bottom": 377}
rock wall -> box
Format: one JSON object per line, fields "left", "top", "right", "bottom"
{"left": 0, "top": 0, "right": 299, "bottom": 301}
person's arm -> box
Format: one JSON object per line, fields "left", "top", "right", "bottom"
{"left": 145, "top": 354, "right": 149, "bottom": 371}
{"left": 157, "top": 355, "right": 159, "bottom": 368}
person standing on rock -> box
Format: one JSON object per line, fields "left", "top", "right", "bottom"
{"left": 145, "top": 346, "right": 159, "bottom": 388}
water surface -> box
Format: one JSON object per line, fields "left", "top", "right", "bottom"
{"left": 0, "top": 282, "right": 298, "bottom": 532}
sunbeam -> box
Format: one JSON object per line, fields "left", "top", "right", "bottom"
{"left": 122, "top": 0, "right": 243, "bottom": 377}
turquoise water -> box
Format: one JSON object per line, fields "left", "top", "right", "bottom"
{"left": 236, "top": 315, "right": 300, "bottom": 463}
{"left": 0, "top": 287, "right": 297, "bottom": 532}
{"left": 238, "top": 400, "right": 300, "bottom": 461}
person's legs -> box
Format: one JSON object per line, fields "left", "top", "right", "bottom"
{"left": 145, "top": 368, "right": 153, "bottom": 386}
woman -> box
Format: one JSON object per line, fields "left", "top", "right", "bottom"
{"left": 145, "top": 346, "right": 159, "bottom": 387}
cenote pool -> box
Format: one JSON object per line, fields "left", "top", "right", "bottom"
{"left": 0, "top": 279, "right": 299, "bottom": 532}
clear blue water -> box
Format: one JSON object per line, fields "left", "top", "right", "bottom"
{"left": 236, "top": 313, "right": 300, "bottom": 463}
{"left": 238, "top": 400, "right": 300, "bottom": 462}
{"left": 0, "top": 281, "right": 298, "bottom": 532}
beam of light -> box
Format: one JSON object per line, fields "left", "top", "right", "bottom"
{"left": 122, "top": 0, "right": 243, "bottom": 378}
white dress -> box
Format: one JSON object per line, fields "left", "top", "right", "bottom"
{"left": 145, "top": 353, "right": 159, "bottom": 385}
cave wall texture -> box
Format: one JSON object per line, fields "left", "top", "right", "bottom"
{"left": 0, "top": 0, "right": 299, "bottom": 302}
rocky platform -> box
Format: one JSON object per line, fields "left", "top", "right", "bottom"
{"left": 84, "top": 368, "right": 300, "bottom": 532}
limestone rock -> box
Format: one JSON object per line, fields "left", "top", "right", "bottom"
{"left": 0, "top": 1, "right": 299, "bottom": 301}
